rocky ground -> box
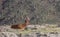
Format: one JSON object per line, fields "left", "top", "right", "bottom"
{"left": 0, "top": 25, "right": 23, "bottom": 37}
{"left": 0, "top": 25, "right": 60, "bottom": 37}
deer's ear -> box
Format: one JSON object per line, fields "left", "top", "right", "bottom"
{"left": 25, "top": 16, "right": 30, "bottom": 21}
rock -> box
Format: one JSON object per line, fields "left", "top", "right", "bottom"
{"left": 0, "top": 32, "right": 18, "bottom": 37}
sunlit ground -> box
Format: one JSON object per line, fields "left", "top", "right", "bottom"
{"left": 9, "top": 27, "right": 60, "bottom": 34}
{"left": 0, "top": 25, "right": 60, "bottom": 34}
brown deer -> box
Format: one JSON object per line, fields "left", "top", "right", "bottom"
{"left": 11, "top": 16, "right": 30, "bottom": 30}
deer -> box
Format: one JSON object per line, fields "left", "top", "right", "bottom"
{"left": 11, "top": 16, "right": 30, "bottom": 30}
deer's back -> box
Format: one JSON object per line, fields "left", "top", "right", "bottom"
{"left": 11, "top": 24, "right": 27, "bottom": 29}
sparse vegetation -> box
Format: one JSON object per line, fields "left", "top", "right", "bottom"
{"left": 0, "top": 0, "right": 60, "bottom": 25}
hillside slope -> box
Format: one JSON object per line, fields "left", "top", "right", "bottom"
{"left": 0, "top": 0, "right": 60, "bottom": 25}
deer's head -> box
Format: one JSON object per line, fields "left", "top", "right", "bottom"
{"left": 25, "top": 16, "right": 30, "bottom": 25}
